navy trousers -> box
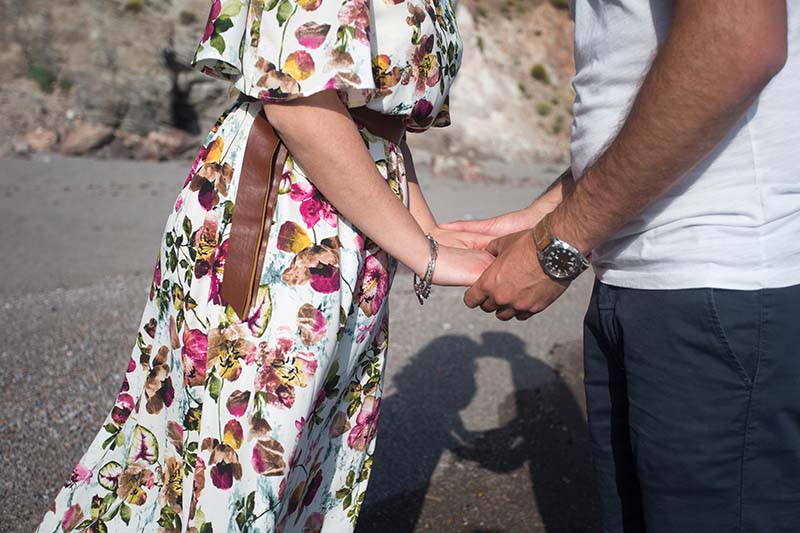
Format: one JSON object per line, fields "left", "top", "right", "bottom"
{"left": 583, "top": 280, "right": 800, "bottom": 532}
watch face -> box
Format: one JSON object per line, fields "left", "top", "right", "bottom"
{"left": 542, "top": 246, "right": 581, "bottom": 279}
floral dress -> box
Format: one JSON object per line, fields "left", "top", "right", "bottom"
{"left": 36, "top": 1, "right": 461, "bottom": 532}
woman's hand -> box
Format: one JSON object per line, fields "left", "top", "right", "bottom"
{"left": 431, "top": 246, "right": 495, "bottom": 287}
{"left": 438, "top": 206, "right": 549, "bottom": 240}
{"left": 439, "top": 167, "right": 572, "bottom": 240}
{"left": 429, "top": 226, "right": 497, "bottom": 250}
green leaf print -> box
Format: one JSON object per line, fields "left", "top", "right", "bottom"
{"left": 128, "top": 425, "right": 159, "bottom": 464}
{"left": 215, "top": 16, "right": 234, "bottom": 34}
{"left": 246, "top": 491, "right": 255, "bottom": 515}
{"left": 77, "top": 519, "right": 94, "bottom": 530}
{"left": 265, "top": 0, "right": 279, "bottom": 10}
{"left": 97, "top": 461, "right": 123, "bottom": 491}
{"left": 276, "top": 0, "right": 294, "bottom": 27}
{"left": 101, "top": 428, "right": 121, "bottom": 451}
{"left": 119, "top": 502, "right": 132, "bottom": 525}
{"left": 324, "top": 361, "right": 340, "bottom": 397}
{"left": 219, "top": 0, "right": 244, "bottom": 18}
{"left": 250, "top": 19, "right": 261, "bottom": 46}
{"left": 222, "top": 201, "right": 235, "bottom": 225}
{"left": 158, "top": 505, "right": 182, "bottom": 529}
{"left": 200, "top": 523, "right": 214, "bottom": 533}
{"left": 210, "top": 33, "right": 226, "bottom": 54}
{"left": 208, "top": 372, "right": 222, "bottom": 401}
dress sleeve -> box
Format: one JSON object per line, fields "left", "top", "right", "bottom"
{"left": 192, "top": 0, "right": 377, "bottom": 104}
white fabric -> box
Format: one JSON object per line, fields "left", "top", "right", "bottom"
{"left": 570, "top": 1, "right": 800, "bottom": 290}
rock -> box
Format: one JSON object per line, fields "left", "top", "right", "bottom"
{"left": 58, "top": 121, "right": 115, "bottom": 156}
{"left": 145, "top": 128, "right": 201, "bottom": 158}
{"left": 10, "top": 139, "right": 31, "bottom": 157}
{"left": 431, "top": 154, "right": 461, "bottom": 178}
{"left": 22, "top": 127, "right": 59, "bottom": 152}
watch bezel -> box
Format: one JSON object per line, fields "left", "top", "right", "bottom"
{"left": 538, "top": 238, "right": 590, "bottom": 280}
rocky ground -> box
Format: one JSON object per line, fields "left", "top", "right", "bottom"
{"left": 0, "top": 154, "right": 600, "bottom": 532}
{"left": 2, "top": 0, "right": 574, "bottom": 171}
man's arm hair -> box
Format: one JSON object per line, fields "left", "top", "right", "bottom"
{"left": 549, "top": 0, "right": 788, "bottom": 254}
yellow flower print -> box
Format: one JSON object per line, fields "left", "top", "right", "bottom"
{"left": 207, "top": 323, "right": 256, "bottom": 382}
{"left": 284, "top": 50, "right": 316, "bottom": 81}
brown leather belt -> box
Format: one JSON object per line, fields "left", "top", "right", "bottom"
{"left": 220, "top": 98, "right": 408, "bottom": 320}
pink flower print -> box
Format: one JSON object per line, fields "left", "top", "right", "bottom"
{"left": 202, "top": 0, "right": 222, "bottom": 42}
{"left": 210, "top": 459, "right": 236, "bottom": 489}
{"left": 348, "top": 395, "right": 381, "bottom": 450}
{"left": 255, "top": 332, "right": 298, "bottom": 408}
{"left": 303, "top": 470, "right": 324, "bottom": 507}
{"left": 358, "top": 254, "right": 389, "bottom": 317}
{"left": 61, "top": 503, "right": 84, "bottom": 531}
{"left": 295, "top": 22, "right": 331, "bottom": 49}
{"left": 149, "top": 256, "right": 161, "bottom": 301}
{"left": 185, "top": 143, "right": 210, "bottom": 188}
{"left": 411, "top": 35, "right": 440, "bottom": 95}
{"left": 194, "top": 212, "right": 227, "bottom": 305}
{"left": 290, "top": 181, "right": 337, "bottom": 228}
{"left": 410, "top": 98, "right": 435, "bottom": 129}
{"left": 226, "top": 389, "right": 251, "bottom": 418}
{"left": 203, "top": 438, "right": 243, "bottom": 490}
{"left": 194, "top": 211, "right": 220, "bottom": 265}
{"left": 338, "top": 0, "right": 371, "bottom": 45}
{"left": 356, "top": 321, "right": 375, "bottom": 343}
{"left": 297, "top": 304, "right": 327, "bottom": 345}
{"left": 68, "top": 464, "right": 92, "bottom": 486}
{"left": 208, "top": 238, "right": 228, "bottom": 305}
{"left": 181, "top": 326, "right": 208, "bottom": 387}
{"left": 304, "top": 513, "right": 324, "bottom": 533}
{"left": 309, "top": 262, "right": 341, "bottom": 293}
{"left": 111, "top": 393, "right": 134, "bottom": 426}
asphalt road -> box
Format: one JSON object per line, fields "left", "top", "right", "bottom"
{"left": 0, "top": 154, "right": 599, "bottom": 532}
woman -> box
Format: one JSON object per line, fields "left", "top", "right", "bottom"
{"left": 37, "top": 0, "right": 491, "bottom": 531}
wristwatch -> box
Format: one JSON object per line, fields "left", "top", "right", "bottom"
{"left": 532, "top": 213, "right": 591, "bottom": 281}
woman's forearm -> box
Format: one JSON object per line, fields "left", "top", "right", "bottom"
{"left": 263, "top": 91, "right": 431, "bottom": 277}
{"left": 529, "top": 167, "right": 571, "bottom": 216}
{"left": 398, "top": 138, "right": 437, "bottom": 233}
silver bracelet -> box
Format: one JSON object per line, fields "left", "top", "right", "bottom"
{"left": 414, "top": 234, "right": 439, "bottom": 305}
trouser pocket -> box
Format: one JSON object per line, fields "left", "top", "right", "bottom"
{"left": 706, "top": 287, "right": 763, "bottom": 388}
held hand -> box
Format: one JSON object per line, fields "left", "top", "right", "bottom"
{"left": 464, "top": 230, "right": 568, "bottom": 321}
{"left": 439, "top": 205, "right": 551, "bottom": 240}
{"left": 431, "top": 245, "right": 495, "bottom": 287}
{"left": 429, "top": 225, "right": 497, "bottom": 250}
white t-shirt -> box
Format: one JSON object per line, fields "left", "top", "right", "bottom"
{"left": 570, "top": 1, "right": 800, "bottom": 290}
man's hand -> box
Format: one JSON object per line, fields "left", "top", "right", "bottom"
{"left": 464, "top": 230, "right": 569, "bottom": 321}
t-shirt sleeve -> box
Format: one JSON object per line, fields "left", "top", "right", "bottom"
{"left": 192, "top": 0, "right": 377, "bottom": 103}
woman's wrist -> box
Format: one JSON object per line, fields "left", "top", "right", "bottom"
{"left": 404, "top": 232, "right": 436, "bottom": 279}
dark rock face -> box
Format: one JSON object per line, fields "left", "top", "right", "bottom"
{"left": 2, "top": 0, "right": 574, "bottom": 163}
{"left": 1, "top": 0, "right": 226, "bottom": 157}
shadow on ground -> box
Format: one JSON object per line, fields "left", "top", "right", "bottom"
{"left": 358, "top": 333, "right": 601, "bottom": 533}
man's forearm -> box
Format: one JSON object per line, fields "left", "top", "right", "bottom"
{"left": 549, "top": 0, "right": 788, "bottom": 254}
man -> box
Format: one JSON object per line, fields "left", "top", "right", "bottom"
{"left": 446, "top": 1, "right": 799, "bottom": 531}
